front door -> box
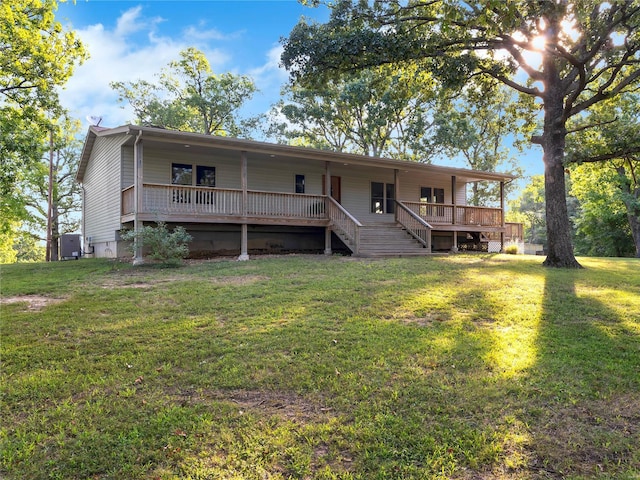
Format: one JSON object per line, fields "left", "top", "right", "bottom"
{"left": 322, "top": 176, "right": 342, "bottom": 204}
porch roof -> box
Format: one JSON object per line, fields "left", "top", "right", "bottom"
{"left": 77, "top": 124, "right": 518, "bottom": 184}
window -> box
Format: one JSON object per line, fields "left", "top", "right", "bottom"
{"left": 172, "top": 163, "right": 215, "bottom": 204}
{"left": 371, "top": 182, "right": 395, "bottom": 214}
{"left": 295, "top": 174, "right": 305, "bottom": 194}
{"left": 197, "top": 166, "right": 216, "bottom": 187}
{"left": 172, "top": 163, "right": 192, "bottom": 185}
{"left": 420, "top": 186, "right": 445, "bottom": 216}
{"left": 420, "top": 187, "right": 444, "bottom": 204}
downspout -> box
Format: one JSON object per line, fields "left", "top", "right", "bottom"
{"left": 80, "top": 184, "right": 91, "bottom": 256}
{"left": 133, "top": 130, "right": 143, "bottom": 264}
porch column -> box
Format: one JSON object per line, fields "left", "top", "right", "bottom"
{"left": 133, "top": 132, "right": 144, "bottom": 265}
{"left": 238, "top": 151, "right": 249, "bottom": 261}
{"left": 324, "top": 161, "right": 332, "bottom": 255}
{"left": 394, "top": 169, "right": 400, "bottom": 222}
{"left": 451, "top": 176, "right": 457, "bottom": 225}
{"left": 500, "top": 181, "right": 505, "bottom": 252}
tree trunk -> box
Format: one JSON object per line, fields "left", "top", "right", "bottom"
{"left": 540, "top": 81, "right": 582, "bottom": 268}
{"left": 617, "top": 166, "right": 640, "bottom": 258}
{"left": 51, "top": 203, "right": 59, "bottom": 261}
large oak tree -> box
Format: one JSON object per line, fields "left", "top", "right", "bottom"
{"left": 282, "top": 0, "right": 640, "bottom": 268}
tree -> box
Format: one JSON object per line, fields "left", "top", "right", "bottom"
{"left": 21, "top": 123, "right": 83, "bottom": 261}
{"left": 282, "top": 0, "right": 640, "bottom": 268}
{"left": 268, "top": 64, "right": 443, "bottom": 161}
{"left": 570, "top": 163, "right": 636, "bottom": 257}
{"left": 507, "top": 175, "right": 547, "bottom": 246}
{"left": 566, "top": 93, "right": 640, "bottom": 257}
{"left": 111, "top": 48, "right": 258, "bottom": 137}
{"left": 0, "top": 0, "right": 86, "bottom": 234}
{"left": 432, "top": 80, "right": 529, "bottom": 205}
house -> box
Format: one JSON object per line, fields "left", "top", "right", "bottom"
{"left": 76, "top": 124, "right": 522, "bottom": 261}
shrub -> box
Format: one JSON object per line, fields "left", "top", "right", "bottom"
{"left": 121, "top": 222, "right": 192, "bottom": 265}
{"left": 504, "top": 244, "right": 519, "bottom": 255}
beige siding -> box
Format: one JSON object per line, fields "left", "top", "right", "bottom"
{"left": 247, "top": 157, "right": 325, "bottom": 194}
{"left": 142, "top": 147, "right": 241, "bottom": 188}
{"left": 83, "top": 134, "right": 126, "bottom": 244}
{"left": 121, "top": 145, "right": 134, "bottom": 188}
{"left": 398, "top": 171, "right": 466, "bottom": 205}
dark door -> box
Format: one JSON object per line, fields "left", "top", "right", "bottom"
{"left": 322, "top": 176, "right": 342, "bottom": 204}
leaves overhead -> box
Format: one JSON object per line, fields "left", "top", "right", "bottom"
{"left": 269, "top": 64, "right": 443, "bottom": 161}
{"left": 0, "top": 0, "right": 87, "bottom": 234}
{"left": 111, "top": 48, "right": 258, "bottom": 137}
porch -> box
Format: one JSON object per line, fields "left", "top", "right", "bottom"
{"left": 122, "top": 184, "right": 517, "bottom": 257}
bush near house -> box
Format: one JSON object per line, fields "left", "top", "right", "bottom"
{"left": 121, "top": 221, "right": 192, "bottom": 265}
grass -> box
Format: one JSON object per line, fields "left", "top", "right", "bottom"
{"left": 1, "top": 254, "right": 639, "bottom": 479}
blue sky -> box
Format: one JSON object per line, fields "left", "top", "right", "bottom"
{"left": 56, "top": 0, "right": 543, "bottom": 182}
{"left": 57, "top": 0, "right": 329, "bottom": 127}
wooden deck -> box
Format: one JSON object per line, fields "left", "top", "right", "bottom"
{"left": 122, "top": 184, "right": 520, "bottom": 255}
{"left": 124, "top": 184, "right": 505, "bottom": 227}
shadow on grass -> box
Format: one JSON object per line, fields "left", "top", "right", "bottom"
{"left": 3, "top": 256, "right": 639, "bottom": 479}
{"left": 524, "top": 271, "right": 640, "bottom": 478}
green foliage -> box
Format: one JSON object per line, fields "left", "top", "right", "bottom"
{"left": 121, "top": 222, "right": 193, "bottom": 265}
{"left": 20, "top": 119, "right": 83, "bottom": 261}
{"left": 0, "top": 224, "right": 46, "bottom": 264}
{"left": 0, "top": 0, "right": 87, "bottom": 233}
{"left": 507, "top": 176, "right": 547, "bottom": 246}
{"left": 566, "top": 93, "right": 640, "bottom": 257}
{"left": 111, "top": 48, "right": 258, "bottom": 137}
{"left": 504, "top": 244, "right": 518, "bottom": 255}
{"left": 269, "top": 64, "right": 443, "bottom": 161}
{"left": 570, "top": 163, "right": 636, "bottom": 257}
{"left": 432, "top": 80, "right": 528, "bottom": 205}
{"left": 2, "top": 255, "right": 640, "bottom": 478}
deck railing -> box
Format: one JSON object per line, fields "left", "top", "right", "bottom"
{"left": 247, "top": 190, "right": 325, "bottom": 218}
{"left": 129, "top": 183, "right": 327, "bottom": 220}
{"left": 396, "top": 202, "right": 432, "bottom": 250}
{"left": 505, "top": 222, "right": 523, "bottom": 240}
{"left": 326, "top": 196, "right": 362, "bottom": 253}
{"left": 142, "top": 183, "right": 244, "bottom": 216}
{"left": 122, "top": 185, "right": 135, "bottom": 215}
{"left": 402, "top": 201, "right": 503, "bottom": 227}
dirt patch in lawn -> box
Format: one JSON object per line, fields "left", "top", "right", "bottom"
{"left": 0, "top": 295, "right": 65, "bottom": 311}
{"left": 172, "top": 388, "right": 334, "bottom": 421}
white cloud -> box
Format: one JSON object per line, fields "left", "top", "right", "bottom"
{"left": 249, "top": 45, "right": 289, "bottom": 92}
{"left": 59, "top": 6, "right": 232, "bottom": 129}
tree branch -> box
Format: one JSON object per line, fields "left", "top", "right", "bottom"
{"left": 566, "top": 146, "right": 640, "bottom": 164}
{"left": 566, "top": 116, "right": 618, "bottom": 135}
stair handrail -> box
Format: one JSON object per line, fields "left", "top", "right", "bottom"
{"left": 396, "top": 201, "right": 433, "bottom": 250}
{"left": 326, "top": 196, "right": 362, "bottom": 254}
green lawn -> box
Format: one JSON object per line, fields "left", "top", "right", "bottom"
{"left": 1, "top": 254, "right": 639, "bottom": 479}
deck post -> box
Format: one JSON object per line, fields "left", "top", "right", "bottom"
{"left": 238, "top": 151, "right": 249, "bottom": 261}
{"left": 394, "top": 169, "right": 400, "bottom": 222}
{"left": 324, "top": 227, "right": 332, "bottom": 255}
{"left": 324, "top": 161, "right": 332, "bottom": 255}
{"left": 133, "top": 131, "right": 144, "bottom": 265}
{"left": 451, "top": 176, "right": 457, "bottom": 225}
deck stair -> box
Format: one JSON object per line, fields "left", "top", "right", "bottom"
{"left": 356, "top": 223, "right": 431, "bottom": 257}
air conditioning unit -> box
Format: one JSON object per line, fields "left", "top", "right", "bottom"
{"left": 60, "top": 234, "right": 81, "bottom": 260}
